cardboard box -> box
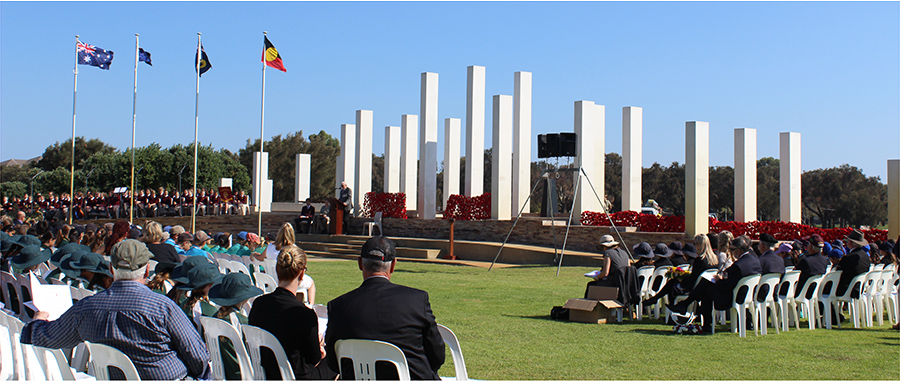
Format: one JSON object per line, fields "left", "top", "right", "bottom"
{"left": 563, "top": 286, "right": 623, "bottom": 324}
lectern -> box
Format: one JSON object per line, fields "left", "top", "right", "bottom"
{"left": 327, "top": 198, "right": 345, "bottom": 235}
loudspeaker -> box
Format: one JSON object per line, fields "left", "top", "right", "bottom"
{"left": 538, "top": 134, "right": 560, "bottom": 158}
{"left": 559, "top": 133, "right": 577, "bottom": 157}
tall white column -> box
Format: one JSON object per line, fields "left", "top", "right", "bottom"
{"left": 295, "top": 153, "right": 310, "bottom": 202}
{"left": 734, "top": 128, "right": 757, "bottom": 222}
{"left": 779, "top": 132, "right": 802, "bottom": 223}
{"left": 252, "top": 152, "right": 272, "bottom": 212}
{"left": 340, "top": 124, "right": 356, "bottom": 203}
{"left": 418, "top": 72, "right": 439, "bottom": 220}
{"left": 335, "top": 155, "right": 343, "bottom": 198}
{"left": 622, "top": 106, "right": 642, "bottom": 212}
{"left": 384, "top": 126, "right": 401, "bottom": 193}
{"left": 573, "top": 101, "right": 605, "bottom": 222}
{"left": 492, "top": 95, "right": 513, "bottom": 220}
{"left": 513, "top": 71, "right": 532, "bottom": 215}
{"left": 889, "top": 159, "right": 900, "bottom": 240}
{"left": 466, "top": 65, "right": 486, "bottom": 196}
{"left": 686, "top": 121, "right": 710, "bottom": 237}
{"left": 355, "top": 110, "right": 373, "bottom": 215}
{"left": 443, "top": 118, "right": 461, "bottom": 207}
{"left": 400, "top": 114, "right": 418, "bottom": 211}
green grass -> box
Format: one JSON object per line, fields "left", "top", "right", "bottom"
{"left": 308, "top": 259, "right": 900, "bottom": 380}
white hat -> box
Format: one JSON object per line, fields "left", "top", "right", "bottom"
{"left": 598, "top": 235, "right": 619, "bottom": 248}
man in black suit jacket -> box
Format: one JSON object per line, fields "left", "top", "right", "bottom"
{"left": 836, "top": 229, "right": 871, "bottom": 298}
{"left": 794, "top": 234, "right": 829, "bottom": 297}
{"left": 757, "top": 233, "right": 786, "bottom": 275}
{"left": 669, "top": 236, "right": 761, "bottom": 332}
{"left": 326, "top": 237, "right": 444, "bottom": 380}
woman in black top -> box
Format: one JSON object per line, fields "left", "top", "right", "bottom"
{"left": 644, "top": 235, "right": 719, "bottom": 306}
{"left": 143, "top": 221, "right": 180, "bottom": 263}
{"left": 248, "top": 245, "right": 337, "bottom": 380}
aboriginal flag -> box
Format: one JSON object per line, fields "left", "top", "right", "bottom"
{"left": 262, "top": 36, "right": 286, "bottom": 72}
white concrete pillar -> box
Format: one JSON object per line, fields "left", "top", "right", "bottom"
{"left": 340, "top": 124, "right": 356, "bottom": 201}
{"left": 513, "top": 71, "right": 532, "bottom": 215}
{"left": 419, "top": 72, "right": 439, "bottom": 220}
{"left": 466, "top": 65, "right": 486, "bottom": 196}
{"left": 889, "top": 159, "right": 900, "bottom": 240}
{"left": 355, "top": 110, "right": 373, "bottom": 215}
{"left": 686, "top": 121, "right": 710, "bottom": 237}
{"left": 492, "top": 95, "right": 513, "bottom": 220}
{"left": 295, "top": 153, "right": 310, "bottom": 203}
{"left": 779, "top": 132, "right": 802, "bottom": 223}
{"left": 252, "top": 152, "right": 273, "bottom": 212}
{"left": 400, "top": 114, "right": 418, "bottom": 211}
{"left": 622, "top": 106, "right": 642, "bottom": 212}
{"left": 335, "top": 155, "right": 343, "bottom": 199}
{"left": 573, "top": 101, "right": 605, "bottom": 221}
{"left": 384, "top": 126, "right": 401, "bottom": 193}
{"left": 734, "top": 128, "right": 757, "bottom": 222}
{"left": 443, "top": 118, "right": 461, "bottom": 207}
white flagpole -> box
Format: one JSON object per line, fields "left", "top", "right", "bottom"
{"left": 192, "top": 33, "right": 201, "bottom": 233}
{"left": 257, "top": 31, "right": 267, "bottom": 237}
{"left": 69, "top": 35, "right": 79, "bottom": 225}
{"left": 130, "top": 33, "right": 139, "bottom": 224}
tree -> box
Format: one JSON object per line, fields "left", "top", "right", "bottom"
{"left": 36, "top": 137, "right": 117, "bottom": 172}
{"left": 240, "top": 130, "right": 339, "bottom": 202}
{"left": 803, "top": 165, "right": 887, "bottom": 228}
{"left": 757, "top": 157, "right": 780, "bottom": 221}
{"left": 605, "top": 153, "right": 623, "bottom": 213}
{"left": 642, "top": 161, "right": 685, "bottom": 215}
{"left": 709, "top": 166, "right": 735, "bottom": 220}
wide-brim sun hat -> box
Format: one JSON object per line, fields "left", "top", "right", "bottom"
{"left": 633, "top": 242, "right": 654, "bottom": 259}
{"left": 653, "top": 243, "right": 673, "bottom": 258}
{"left": 208, "top": 272, "right": 264, "bottom": 306}
{"left": 597, "top": 235, "right": 619, "bottom": 249}
{"left": 681, "top": 243, "right": 698, "bottom": 259}
{"left": 69, "top": 252, "right": 103, "bottom": 271}
{"left": 845, "top": 229, "right": 869, "bottom": 247}
{"left": 59, "top": 252, "right": 86, "bottom": 279}
{"left": 11, "top": 245, "right": 52, "bottom": 270}
{"left": 51, "top": 244, "right": 90, "bottom": 266}
{"left": 177, "top": 262, "right": 223, "bottom": 290}
{"left": 171, "top": 255, "right": 214, "bottom": 284}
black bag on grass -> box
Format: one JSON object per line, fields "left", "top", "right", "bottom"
{"left": 550, "top": 306, "right": 569, "bottom": 320}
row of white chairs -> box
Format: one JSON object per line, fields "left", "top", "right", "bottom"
{"left": 1, "top": 308, "right": 97, "bottom": 381}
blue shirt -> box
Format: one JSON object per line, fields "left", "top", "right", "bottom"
{"left": 21, "top": 280, "right": 211, "bottom": 380}
{"left": 165, "top": 238, "right": 185, "bottom": 254}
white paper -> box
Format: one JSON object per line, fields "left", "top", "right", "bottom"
{"left": 701, "top": 271, "right": 717, "bottom": 282}
{"left": 28, "top": 272, "right": 73, "bottom": 320}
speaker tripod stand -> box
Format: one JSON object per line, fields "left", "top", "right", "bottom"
{"left": 488, "top": 166, "right": 633, "bottom": 276}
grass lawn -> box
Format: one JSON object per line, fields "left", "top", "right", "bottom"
{"left": 309, "top": 258, "right": 900, "bottom": 380}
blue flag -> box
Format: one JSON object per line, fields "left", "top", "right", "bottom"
{"left": 76, "top": 40, "right": 114, "bottom": 70}
{"left": 139, "top": 48, "right": 152, "bottom": 66}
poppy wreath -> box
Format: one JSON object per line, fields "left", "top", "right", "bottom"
{"left": 581, "top": 211, "right": 887, "bottom": 242}
{"left": 443, "top": 193, "right": 491, "bottom": 221}
{"left": 362, "top": 192, "right": 408, "bottom": 219}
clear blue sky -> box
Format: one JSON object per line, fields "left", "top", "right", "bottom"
{"left": 2, "top": 1, "right": 898, "bottom": 182}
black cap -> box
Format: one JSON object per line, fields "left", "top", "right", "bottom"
{"left": 360, "top": 236, "right": 396, "bottom": 262}
{"left": 759, "top": 233, "right": 778, "bottom": 245}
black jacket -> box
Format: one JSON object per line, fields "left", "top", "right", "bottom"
{"left": 248, "top": 287, "right": 322, "bottom": 380}
{"left": 714, "top": 252, "right": 761, "bottom": 308}
{"left": 837, "top": 247, "right": 869, "bottom": 297}
{"left": 795, "top": 252, "right": 829, "bottom": 296}
{"left": 759, "top": 250, "right": 786, "bottom": 275}
{"left": 326, "top": 277, "right": 444, "bottom": 380}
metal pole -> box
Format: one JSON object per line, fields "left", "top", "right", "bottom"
{"left": 192, "top": 33, "right": 201, "bottom": 233}
{"left": 130, "top": 33, "right": 139, "bottom": 224}
{"left": 488, "top": 169, "right": 547, "bottom": 271}
{"left": 257, "top": 31, "right": 267, "bottom": 237}
{"left": 69, "top": 35, "right": 79, "bottom": 224}
{"left": 556, "top": 169, "right": 583, "bottom": 276}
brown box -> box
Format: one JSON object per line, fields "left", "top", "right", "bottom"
{"left": 563, "top": 286, "right": 623, "bottom": 324}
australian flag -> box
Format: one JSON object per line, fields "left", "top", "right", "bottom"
{"left": 77, "top": 40, "right": 114, "bottom": 70}
{"left": 139, "top": 48, "right": 152, "bottom": 66}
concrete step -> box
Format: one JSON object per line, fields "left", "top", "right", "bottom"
{"left": 396, "top": 247, "right": 441, "bottom": 259}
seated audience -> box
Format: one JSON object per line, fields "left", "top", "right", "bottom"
{"left": 208, "top": 272, "right": 264, "bottom": 380}
{"left": 20, "top": 239, "right": 211, "bottom": 380}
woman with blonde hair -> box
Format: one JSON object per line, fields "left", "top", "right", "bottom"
{"left": 645, "top": 234, "right": 719, "bottom": 307}
{"left": 143, "top": 221, "right": 180, "bottom": 264}
{"left": 262, "top": 222, "right": 296, "bottom": 261}
{"left": 717, "top": 230, "right": 735, "bottom": 270}
{"left": 249, "top": 245, "right": 335, "bottom": 380}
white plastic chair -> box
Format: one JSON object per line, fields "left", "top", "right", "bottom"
{"left": 775, "top": 270, "right": 801, "bottom": 331}
{"left": 263, "top": 259, "right": 277, "bottom": 278}
{"left": 873, "top": 270, "right": 897, "bottom": 326}
{"left": 334, "top": 339, "right": 411, "bottom": 381}
{"left": 816, "top": 271, "right": 843, "bottom": 329}
{"left": 0, "top": 312, "right": 15, "bottom": 381}
{"left": 664, "top": 268, "right": 717, "bottom": 324}
{"left": 84, "top": 342, "right": 140, "bottom": 381}
{"left": 723, "top": 274, "right": 760, "bottom": 337}
{"left": 217, "top": 258, "right": 232, "bottom": 274}
{"left": 792, "top": 274, "right": 823, "bottom": 330}
{"left": 198, "top": 316, "right": 254, "bottom": 380}
{"left": 229, "top": 261, "right": 252, "bottom": 277}
{"left": 31, "top": 345, "right": 92, "bottom": 381}
{"left": 436, "top": 324, "right": 468, "bottom": 381}
{"left": 313, "top": 304, "right": 328, "bottom": 319}
{"left": 647, "top": 267, "right": 671, "bottom": 319}
{"left": 833, "top": 271, "right": 869, "bottom": 329}
{"left": 241, "top": 325, "right": 295, "bottom": 380}
{"left": 254, "top": 273, "right": 277, "bottom": 293}
{"left": 755, "top": 273, "right": 782, "bottom": 335}
{"left": 859, "top": 270, "right": 883, "bottom": 327}
{"left": 363, "top": 212, "right": 383, "bottom": 236}
{"left": 5, "top": 314, "right": 27, "bottom": 380}
{"left": 634, "top": 266, "right": 654, "bottom": 320}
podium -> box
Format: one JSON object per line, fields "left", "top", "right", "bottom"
{"left": 328, "top": 198, "right": 346, "bottom": 235}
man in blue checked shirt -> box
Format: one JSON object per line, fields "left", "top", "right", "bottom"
{"left": 21, "top": 239, "right": 211, "bottom": 380}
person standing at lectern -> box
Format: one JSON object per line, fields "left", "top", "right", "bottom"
{"left": 339, "top": 181, "right": 353, "bottom": 234}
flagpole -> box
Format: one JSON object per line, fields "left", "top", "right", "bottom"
{"left": 69, "top": 35, "right": 79, "bottom": 225}
{"left": 130, "top": 33, "right": 139, "bottom": 225}
{"left": 192, "top": 33, "right": 201, "bottom": 234}
{"left": 257, "top": 31, "right": 267, "bottom": 237}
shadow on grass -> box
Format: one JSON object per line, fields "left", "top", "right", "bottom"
{"left": 505, "top": 314, "right": 555, "bottom": 321}
{"left": 878, "top": 336, "right": 899, "bottom": 346}
{"left": 629, "top": 328, "right": 672, "bottom": 336}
